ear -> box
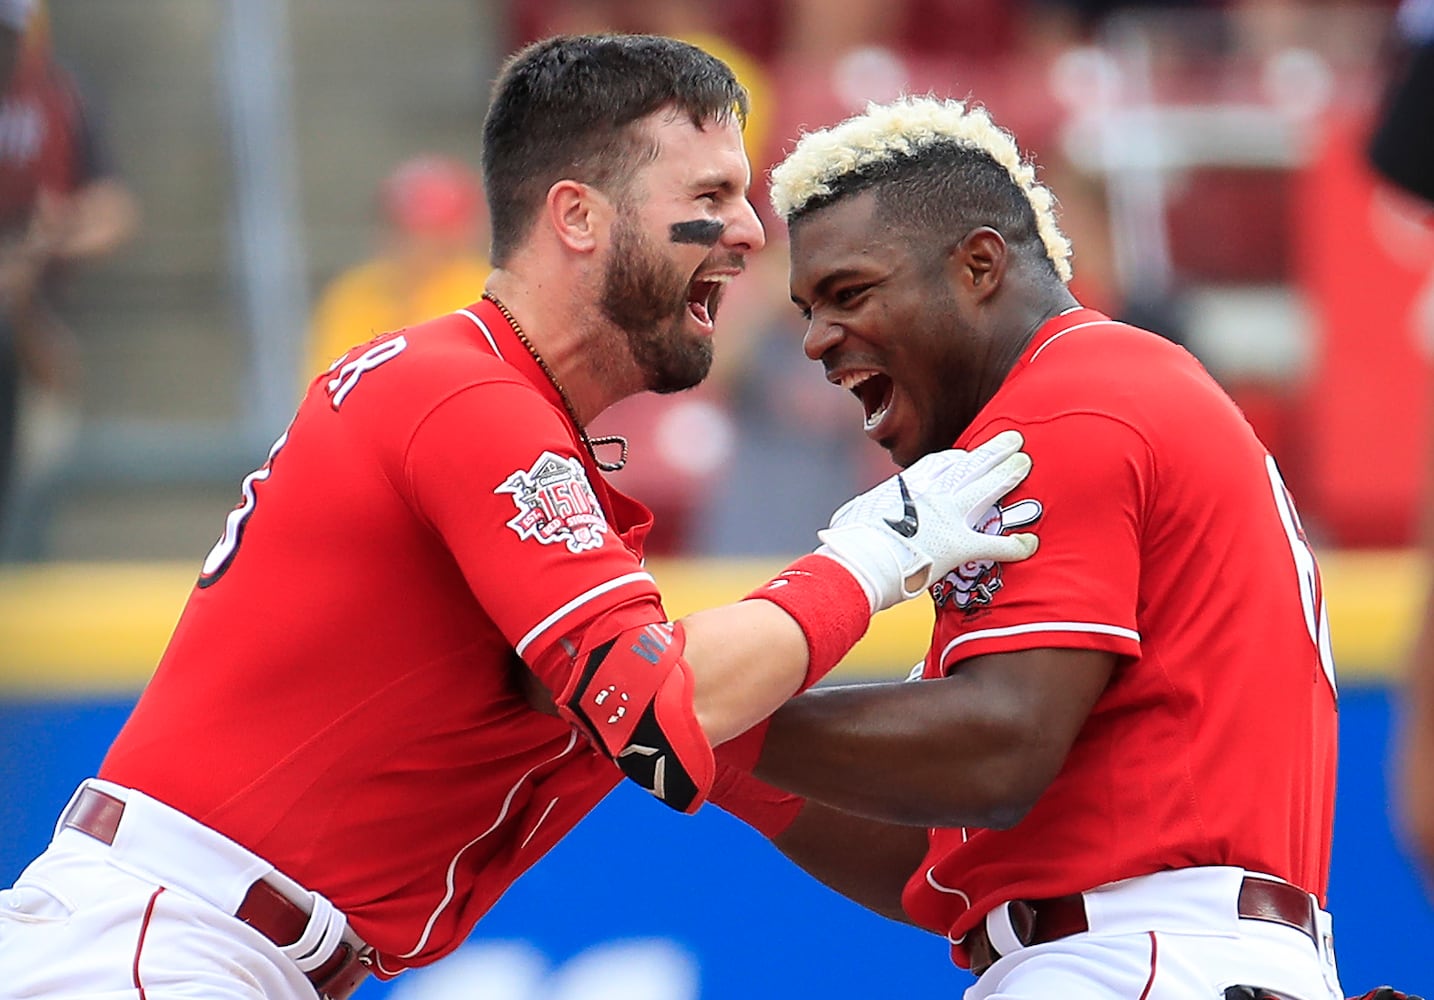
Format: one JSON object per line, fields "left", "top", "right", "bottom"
{"left": 544, "top": 180, "right": 613, "bottom": 254}
{"left": 950, "top": 227, "right": 1008, "bottom": 304}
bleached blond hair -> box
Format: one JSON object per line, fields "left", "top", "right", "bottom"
{"left": 770, "top": 96, "right": 1073, "bottom": 283}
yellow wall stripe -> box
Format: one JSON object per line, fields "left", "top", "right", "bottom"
{"left": 0, "top": 552, "right": 1424, "bottom": 695}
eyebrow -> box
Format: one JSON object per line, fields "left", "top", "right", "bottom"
{"left": 691, "top": 173, "right": 744, "bottom": 195}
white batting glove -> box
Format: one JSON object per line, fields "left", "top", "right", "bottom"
{"left": 816, "top": 430, "right": 1039, "bottom": 613}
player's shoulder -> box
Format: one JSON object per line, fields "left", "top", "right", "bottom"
{"left": 1030, "top": 315, "right": 1188, "bottom": 370}
{"left": 365, "top": 310, "right": 525, "bottom": 381}
{"left": 1015, "top": 318, "right": 1211, "bottom": 411}
{"left": 997, "top": 315, "right": 1263, "bottom": 473}
{"left": 308, "top": 310, "right": 545, "bottom": 424}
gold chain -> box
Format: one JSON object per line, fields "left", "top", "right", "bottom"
{"left": 483, "top": 292, "right": 629, "bottom": 472}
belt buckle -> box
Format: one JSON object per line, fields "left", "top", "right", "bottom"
{"left": 314, "top": 944, "right": 373, "bottom": 1000}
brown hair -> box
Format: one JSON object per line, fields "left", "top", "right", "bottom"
{"left": 483, "top": 33, "right": 749, "bottom": 265}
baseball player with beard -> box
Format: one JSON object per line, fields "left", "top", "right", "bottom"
{"left": 703, "top": 95, "right": 1378, "bottom": 999}
{"left": 0, "top": 38, "right": 1041, "bottom": 1000}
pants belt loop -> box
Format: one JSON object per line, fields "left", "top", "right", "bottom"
{"left": 283, "top": 893, "right": 345, "bottom": 975}
{"left": 985, "top": 900, "right": 1029, "bottom": 959}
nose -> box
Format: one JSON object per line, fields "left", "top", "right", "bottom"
{"left": 801, "top": 313, "right": 842, "bottom": 361}
{"left": 723, "top": 197, "right": 766, "bottom": 254}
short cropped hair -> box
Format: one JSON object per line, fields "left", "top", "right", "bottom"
{"left": 483, "top": 34, "right": 749, "bottom": 265}
{"left": 769, "top": 96, "right": 1072, "bottom": 283}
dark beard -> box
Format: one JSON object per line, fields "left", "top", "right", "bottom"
{"left": 599, "top": 219, "right": 714, "bottom": 394}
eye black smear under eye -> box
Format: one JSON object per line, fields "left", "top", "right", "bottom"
{"left": 669, "top": 219, "right": 724, "bottom": 246}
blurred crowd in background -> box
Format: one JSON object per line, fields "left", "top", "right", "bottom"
{"left": 0, "top": 0, "right": 1426, "bottom": 563}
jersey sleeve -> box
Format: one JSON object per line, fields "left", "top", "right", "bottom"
{"left": 400, "top": 377, "right": 667, "bottom": 692}
{"left": 931, "top": 411, "right": 1150, "bottom": 672}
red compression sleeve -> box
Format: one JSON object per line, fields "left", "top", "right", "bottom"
{"left": 709, "top": 755, "right": 805, "bottom": 840}
{"left": 745, "top": 553, "right": 871, "bottom": 691}
{"left": 707, "top": 708, "right": 806, "bottom": 839}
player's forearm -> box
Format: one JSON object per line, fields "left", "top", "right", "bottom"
{"left": 770, "top": 799, "right": 930, "bottom": 926}
{"left": 753, "top": 680, "right": 1041, "bottom": 828}
{"left": 680, "top": 599, "right": 809, "bottom": 746}
{"left": 754, "top": 648, "right": 1112, "bottom": 827}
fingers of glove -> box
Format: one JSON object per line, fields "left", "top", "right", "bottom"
{"left": 969, "top": 530, "right": 1039, "bottom": 564}
{"left": 897, "top": 448, "right": 968, "bottom": 495}
{"left": 958, "top": 428, "right": 1025, "bottom": 476}
{"left": 927, "top": 429, "right": 1025, "bottom": 490}
{"left": 828, "top": 432, "right": 1027, "bottom": 530}
{"left": 902, "top": 431, "right": 1026, "bottom": 500}
{"left": 899, "top": 436, "right": 1005, "bottom": 495}
{"left": 914, "top": 523, "right": 1038, "bottom": 588}
{"left": 944, "top": 452, "right": 1033, "bottom": 527}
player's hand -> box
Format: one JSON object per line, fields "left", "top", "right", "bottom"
{"left": 816, "top": 429, "right": 1037, "bottom": 613}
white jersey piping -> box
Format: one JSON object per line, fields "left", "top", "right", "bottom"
{"left": 456, "top": 308, "right": 505, "bottom": 359}
{"left": 520, "top": 797, "right": 561, "bottom": 851}
{"left": 924, "top": 869, "right": 973, "bottom": 944}
{"left": 515, "top": 571, "right": 655, "bottom": 657}
{"left": 394, "top": 730, "right": 581, "bottom": 961}
{"left": 938, "top": 620, "right": 1140, "bottom": 668}
{"left": 1028, "top": 319, "right": 1125, "bottom": 364}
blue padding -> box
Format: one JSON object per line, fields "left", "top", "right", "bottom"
{"left": 2, "top": 687, "right": 1430, "bottom": 997}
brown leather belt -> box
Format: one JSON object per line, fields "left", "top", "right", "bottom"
{"left": 966, "top": 874, "right": 1319, "bottom": 977}
{"left": 62, "top": 786, "right": 371, "bottom": 1000}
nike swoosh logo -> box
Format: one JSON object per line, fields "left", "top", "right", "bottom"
{"left": 884, "top": 476, "right": 919, "bottom": 537}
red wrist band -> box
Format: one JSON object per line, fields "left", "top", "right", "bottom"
{"left": 708, "top": 763, "right": 806, "bottom": 840}
{"left": 745, "top": 553, "right": 871, "bottom": 691}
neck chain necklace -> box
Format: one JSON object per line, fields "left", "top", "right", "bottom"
{"left": 484, "top": 292, "right": 629, "bottom": 473}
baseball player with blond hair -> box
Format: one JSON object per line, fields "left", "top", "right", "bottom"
{"left": 707, "top": 94, "right": 1364, "bottom": 999}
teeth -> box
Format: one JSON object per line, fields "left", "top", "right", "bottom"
{"left": 835, "top": 371, "right": 878, "bottom": 391}
{"left": 865, "top": 399, "right": 889, "bottom": 430}
{"left": 694, "top": 274, "right": 733, "bottom": 285}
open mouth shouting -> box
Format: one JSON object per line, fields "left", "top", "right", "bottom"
{"left": 685, "top": 270, "right": 737, "bottom": 333}
{"left": 833, "top": 368, "right": 896, "bottom": 435}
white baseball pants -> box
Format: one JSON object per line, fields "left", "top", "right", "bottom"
{"left": 966, "top": 867, "right": 1344, "bottom": 1000}
{"left": 0, "top": 780, "right": 334, "bottom": 1000}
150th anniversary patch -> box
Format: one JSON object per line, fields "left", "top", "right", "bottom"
{"left": 495, "top": 451, "right": 609, "bottom": 553}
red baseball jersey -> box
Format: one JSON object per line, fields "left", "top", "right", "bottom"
{"left": 900, "top": 307, "right": 1338, "bottom": 967}
{"left": 101, "top": 298, "right": 665, "bottom": 976}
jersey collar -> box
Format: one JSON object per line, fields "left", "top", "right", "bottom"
{"left": 457, "top": 297, "right": 572, "bottom": 423}
{"left": 1013, "top": 304, "right": 1116, "bottom": 372}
